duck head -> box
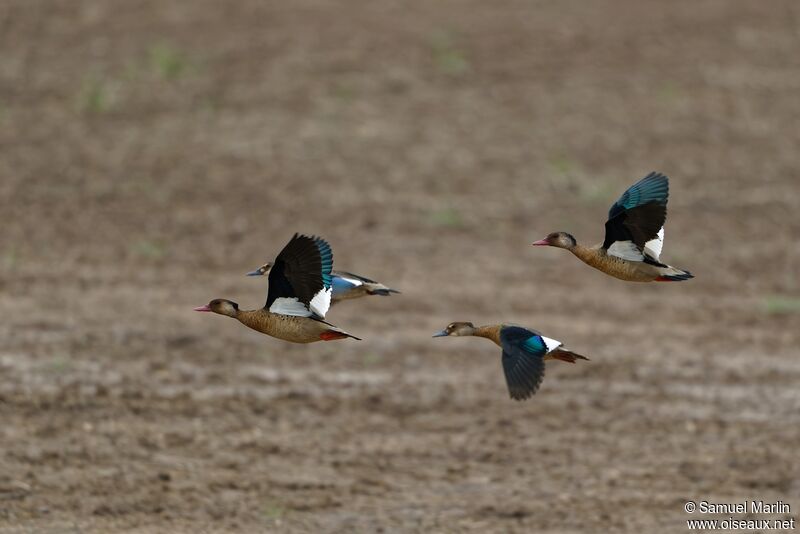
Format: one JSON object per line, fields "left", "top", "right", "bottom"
{"left": 433, "top": 321, "right": 476, "bottom": 338}
{"left": 532, "top": 232, "right": 576, "bottom": 249}
{"left": 245, "top": 262, "right": 272, "bottom": 277}
{"left": 194, "top": 298, "right": 240, "bottom": 318}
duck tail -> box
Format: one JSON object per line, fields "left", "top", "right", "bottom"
{"left": 549, "top": 348, "right": 589, "bottom": 363}
{"left": 320, "top": 328, "right": 361, "bottom": 341}
{"left": 655, "top": 265, "right": 694, "bottom": 282}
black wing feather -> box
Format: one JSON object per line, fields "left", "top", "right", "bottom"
{"left": 499, "top": 326, "right": 546, "bottom": 401}
{"left": 603, "top": 203, "right": 667, "bottom": 251}
{"left": 265, "top": 234, "right": 327, "bottom": 310}
{"left": 603, "top": 173, "right": 669, "bottom": 252}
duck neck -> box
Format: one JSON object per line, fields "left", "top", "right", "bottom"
{"left": 568, "top": 242, "right": 598, "bottom": 264}
{"left": 471, "top": 325, "right": 502, "bottom": 346}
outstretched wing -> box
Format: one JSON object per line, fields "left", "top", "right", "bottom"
{"left": 499, "top": 326, "right": 549, "bottom": 400}
{"left": 603, "top": 172, "right": 669, "bottom": 262}
{"left": 266, "top": 234, "right": 333, "bottom": 318}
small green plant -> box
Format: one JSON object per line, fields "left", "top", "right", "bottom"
{"left": 78, "top": 77, "right": 112, "bottom": 113}
{"left": 263, "top": 502, "right": 285, "bottom": 521}
{"left": 132, "top": 239, "right": 167, "bottom": 260}
{"left": 548, "top": 154, "right": 574, "bottom": 177}
{"left": 431, "top": 32, "right": 470, "bottom": 76}
{"left": 763, "top": 296, "right": 800, "bottom": 315}
{"left": 657, "top": 81, "right": 682, "bottom": 103}
{"left": 332, "top": 82, "right": 355, "bottom": 104}
{"left": 363, "top": 353, "right": 382, "bottom": 365}
{"left": 47, "top": 357, "right": 71, "bottom": 375}
{"left": 200, "top": 96, "right": 220, "bottom": 115}
{"left": 429, "top": 207, "right": 464, "bottom": 228}
{"left": 149, "top": 44, "right": 190, "bottom": 80}
{"left": 3, "top": 249, "right": 17, "bottom": 270}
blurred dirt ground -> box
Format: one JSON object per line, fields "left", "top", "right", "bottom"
{"left": 1, "top": 1, "right": 799, "bottom": 532}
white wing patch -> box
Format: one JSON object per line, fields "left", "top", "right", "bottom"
{"left": 269, "top": 297, "right": 312, "bottom": 317}
{"left": 309, "top": 287, "right": 332, "bottom": 318}
{"left": 541, "top": 336, "right": 563, "bottom": 353}
{"left": 608, "top": 240, "right": 644, "bottom": 262}
{"left": 643, "top": 227, "right": 665, "bottom": 261}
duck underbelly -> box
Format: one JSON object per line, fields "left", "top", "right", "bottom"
{"left": 239, "top": 312, "right": 329, "bottom": 343}
{"left": 577, "top": 250, "right": 659, "bottom": 282}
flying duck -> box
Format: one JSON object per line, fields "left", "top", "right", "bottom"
{"left": 195, "top": 234, "right": 360, "bottom": 343}
{"left": 532, "top": 172, "right": 693, "bottom": 282}
{"left": 246, "top": 264, "right": 399, "bottom": 303}
{"left": 433, "top": 322, "right": 588, "bottom": 400}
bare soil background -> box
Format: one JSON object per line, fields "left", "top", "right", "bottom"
{"left": 1, "top": 1, "right": 799, "bottom": 532}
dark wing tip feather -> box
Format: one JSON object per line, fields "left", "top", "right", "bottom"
{"left": 498, "top": 326, "right": 548, "bottom": 400}
{"left": 504, "top": 353, "right": 546, "bottom": 400}
{"left": 608, "top": 172, "right": 670, "bottom": 219}
{"left": 309, "top": 235, "right": 334, "bottom": 288}
{"left": 604, "top": 172, "right": 670, "bottom": 250}
{"left": 656, "top": 270, "right": 694, "bottom": 281}
{"left": 626, "top": 172, "right": 670, "bottom": 207}
{"left": 367, "top": 288, "right": 400, "bottom": 296}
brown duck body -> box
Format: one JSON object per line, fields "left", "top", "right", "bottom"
{"left": 197, "top": 234, "right": 360, "bottom": 344}
{"left": 432, "top": 321, "right": 588, "bottom": 400}
{"left": 571, "top": 244, "right": 669, "bottom": 282}
{"left": 236, "top": 309, "right": 356, "bottom": 343}
{"left": 469, "top": 324, "right": 583, "bottom": 362}
{"left": 533, "top": 173, "right": 693, "bottom": 283}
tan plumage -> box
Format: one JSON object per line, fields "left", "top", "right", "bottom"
{"left": 195, "top": 234, "right": 360, "bottom": 344}
{"left": 568, "top": 242, "right": 686, "bottom": 282}
{"left": 532, "top": 172, "right": 693, "bottom": 282}
{"left": 196, "top": 300, "right": 358, "bottom": 343}
{"left": 433, "top": 321, "right": 588, "bottom": 400}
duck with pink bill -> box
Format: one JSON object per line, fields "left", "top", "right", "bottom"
{"left": 532, "top": 172, "right": 693, "bottom": 282}
{"left": 195, "top": 234, "right": 360, "bottom": 343}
